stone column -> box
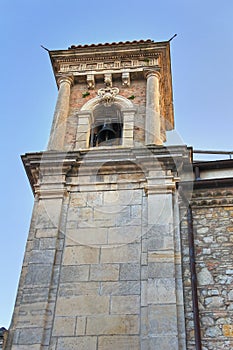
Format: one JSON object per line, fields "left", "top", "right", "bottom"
{"left": 47, "top": 75, "right": 74, "bottom": 150}
{"left": 145, "top": 70, "right": 163, "bottom": 146}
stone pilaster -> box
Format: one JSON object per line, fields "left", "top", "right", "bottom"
{"left": 141, "top": 170, "right": 185, "bottom": 349}
{"left": 47, "top": 75, "right": 73, "bottom": 151}
{"left": 144, "top": 70, "right": 163, "bottom": 146}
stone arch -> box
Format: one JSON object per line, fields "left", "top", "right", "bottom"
{"left": 80, "top": 94, "right": 134, "bottom": 112}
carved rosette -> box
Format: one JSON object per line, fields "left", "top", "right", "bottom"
{"left": 97, "top": 86, "right": 119, "bottom": 106}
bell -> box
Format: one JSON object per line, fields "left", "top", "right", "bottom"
{"left": 97, "top": 122, "right": 116, "bottom": 145}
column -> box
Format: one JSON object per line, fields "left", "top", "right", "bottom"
{"left": 144, "top": 70, "right": 163, "bottom": 146}
{"left": 47, "top": 74, "right": 73, "bottom": 150}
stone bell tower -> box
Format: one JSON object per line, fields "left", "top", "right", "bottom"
{"left": 6, "top": 39, "right": 191, "bottom": 349}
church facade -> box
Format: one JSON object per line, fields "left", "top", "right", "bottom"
{"left": 4, "top": 40, "right": 233, "bottom": 350}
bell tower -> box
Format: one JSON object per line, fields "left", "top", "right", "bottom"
{"left": 6, "top": 40, "right": 191, "bottom": 349}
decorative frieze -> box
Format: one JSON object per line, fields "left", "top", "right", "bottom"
{"left": 59, "top": 57, "right": 159, "bottom": 75}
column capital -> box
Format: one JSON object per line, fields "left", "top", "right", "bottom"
{"left": 144, "top": 68, "right": 161, "bottom": 80}
{"left": 57, "top": 74, "right": 74, "bottom": 87}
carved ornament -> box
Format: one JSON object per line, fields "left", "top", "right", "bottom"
{"left": 97, "top": 86, "right": 119, "bottom": 106}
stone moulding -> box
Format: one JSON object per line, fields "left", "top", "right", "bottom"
{"left": 21, "top": 146, "right": 190, "bottom": 195}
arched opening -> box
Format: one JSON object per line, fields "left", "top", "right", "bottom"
{"left": 89, "top": 104, "right": 123, "bottom": 147}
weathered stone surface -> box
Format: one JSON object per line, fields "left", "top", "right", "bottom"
{"left": 90, "top": 264, "right": 119, "bottom": 281}
{"left": 58, "top": 282, "right": 100, "bottom": 297}
{"left": 86, "top": 315, "right": 139, "bottom": 335}
{"left": 108, "top": 226, "right": 141, "bottom": 244}
{"left": 98, "top": 335, "right": 140, "bottom": 350}
{"left": 57, "top": 336, "right": 97, "bottom": 350}
{"left": 56, "top": 295, "right": 109, "bottom": 316}
{"left": 53, "top": 316, "right": 76, "bottom": 336}
{"left": 30, "top": 249, "right": 55, "bottom": 264}
{"left": 147, "top": 278, "right": 176, "bottom": 304}
{"left": 141, "top": 336, "right": 178, "bottom": 350}
{"left": 60, "top": 265, "right": 89, "bottom": 282}
{"left": 66, "top": 228, "right": 108, "bottom": 246}
{"left": 148, "top": 304, "right": 178, "bottom": 336}
{"left": 63, "top": 245, "right": 99, "bottom": 265}
{"left": 100, "top": 244, "right": 140, "bottom": 263}
{"left": 100, "top": 281, "right": 140, "bottom": 296}
{"left": 197, "top": 267, "right": 214, "bottom": 285}
{"left": 119, "top": 263, "right": 140, "bottom": 281}
{"left": 111, "top": 295, "right": 140, "bottom": 314}
{"left": 15, "top": 327, "right": 44, "bottom": 345}
{"left": 25, "top": 264, "right": 53, "bottom": 286}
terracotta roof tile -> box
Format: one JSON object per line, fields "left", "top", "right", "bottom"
{"left": 68, "top": 39, "right": 154, "bottom": 50}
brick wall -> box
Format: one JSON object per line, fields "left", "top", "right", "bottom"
{"left": 64, "top": 79, "right": 146, "bottom": 150}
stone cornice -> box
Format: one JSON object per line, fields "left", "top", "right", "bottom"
{"left": 21, "top": 146, "right": 190, "bottom": 195}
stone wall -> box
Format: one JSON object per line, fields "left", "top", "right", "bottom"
{"left": 181, "top": 188, "right": 233, "bottom": 349}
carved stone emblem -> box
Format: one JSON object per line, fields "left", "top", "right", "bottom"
{"left": 97, "top": 86, "right": 119, "bottom": 106}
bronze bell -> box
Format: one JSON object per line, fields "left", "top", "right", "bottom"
{"left": 97, "top": 122, "right": 116, "bottom": 145}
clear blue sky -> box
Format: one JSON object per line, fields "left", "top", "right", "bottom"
{"left": 0, "top": 0, "right": 232, "bottom": 328}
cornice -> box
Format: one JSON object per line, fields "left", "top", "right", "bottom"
{"left": 191, "top": 188, "right": 233, "bottom": 207}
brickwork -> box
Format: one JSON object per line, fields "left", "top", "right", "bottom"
{"left": 181, "top": 188, "right": 233, "bottom": 349}
{"left": 64, "top": 79, "right": 146, "bottom": 150}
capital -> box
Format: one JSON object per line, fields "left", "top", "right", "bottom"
{"left": 57, "top": 74, "right": 74, "bottom": 87}
{"left": 144, "top": 68, "right": 161, "bottom": 80}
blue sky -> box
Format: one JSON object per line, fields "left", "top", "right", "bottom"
{"left": 0, "top": 0, "right": 233, "bottom": 327}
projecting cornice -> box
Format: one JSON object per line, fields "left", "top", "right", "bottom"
{"left": 49, "top": 39, "right": 174, "bottom": 130}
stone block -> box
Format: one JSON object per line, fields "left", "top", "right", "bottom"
{"left": 100, "top": 244, "right": 140, "bottom": 263}
{"left": 25, "top": 264, "right": 52, "bottom": 286}
{"left": 87, "top": 192, "right": 103, "bottom": 206}
{"left": 100, "top": 281, "right": 140, "bottom": 296}
{"left": 108, "top": 226, "right": 141, "bottom": 244}
{"left": 141, "top": 336, "right": 178, "bottom": 350}
{"left": 86, "top": 315, "right": 139, "bottom": 335}
{"left": 17, "top": 327, "right": 44, "bottom": 345}
{"left": 70, "top": 193, "right": 87, "bottom": 207}
{"left": 53, "top": 316, "right": 76, "bottom": 336}
{"left": 148, "top": 304, "right": 178, "bottom": 336}
{"left": 60, "top": 265, "right": 89, "bottom": 282}
{"left": 12, "top": 345, "right": 41, "bottom": 350}
{"left": 35, "top": 228, "right": 58, "bottom": 238}
{"left": 21, "top": 287, "right": 50, "bottom": 304}
{"left": 119, "top": 263, "right": 140, "bottom": 280}
{"left": 57, "top": 336, "right": 97, "bottom": 350}
{"left": 90, "top": 264, "right": 119, "bottom": 281}
{"left": 111, "top": 295, "right": 140, "bottom": 314}
{"left": 30, "top": 249, "right": 55, "bottom": 264}
{"left": 58, "top": 282, "right": 100, "bottom": 297}
{"left": 75, "top": 317, "right": 86, "bottom": 335}
{"left": 147, "top": 262, "right": 175, "bottom": 278}
{"left": 98, "top": 335, "right": 140, "bottom": 350}
{"left": 63, "top": 245, "right": 99, "bottom": 265}
{"left": 39, "top": 237, "right": 57, "bottom": 250}
{"left": 147, "top": 278, "right": 176, "bottom": 304}
{"left": 65, "top": 228, "right": 108, "bottom": 246}
{"left": 56, "top": 295, "right": 109, "bottom": 316}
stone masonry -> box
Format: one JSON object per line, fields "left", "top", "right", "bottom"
{"left": 181, "top": 187, "right": 233, "bottom": 349}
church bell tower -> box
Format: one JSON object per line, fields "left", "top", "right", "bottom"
{"left": 6, "top": 39, "right": 191, "bottom": 349}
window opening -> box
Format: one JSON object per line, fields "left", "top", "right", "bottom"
{"left": 90, "top": 105, "right": 122, "bottom": 147}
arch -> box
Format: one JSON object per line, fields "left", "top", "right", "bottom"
{"left": 80, "top": 94, "right": 134, "bottom": 112}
